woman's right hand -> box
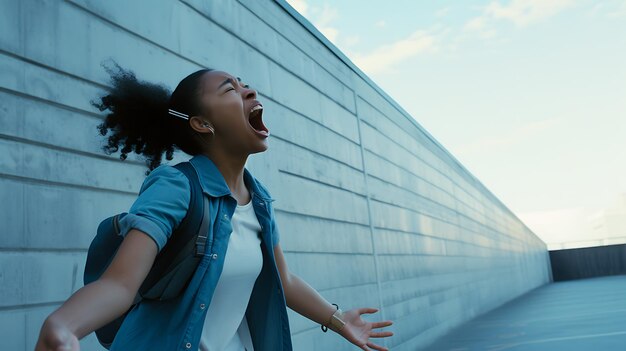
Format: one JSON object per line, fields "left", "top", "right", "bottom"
{"left": 35, "top": 317, "right": 80, "bottom": 351}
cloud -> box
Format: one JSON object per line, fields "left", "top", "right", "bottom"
{"left": 606, "top": 0, "right": 626, "bottom": 18}
{"left": 436, "top": 7, "right": 451, "bottom": 18}
{"left": 286, "top": 1, "right": 341, "bottom": 43}
{"left": 320, "top": 27, "right": 339, "bottom": 42}
{"left": 344, "top": 35, "right": 361, "bottom": 47}
{"left": 463, "top": 0, "right": 576, "bottom": 41}
{"left": 315, "top": 3, "right": 338, "bottom": 27}
{"left": 348, "top": 29, "right": 441, "bottom": 74}
{"left": 286, "top": 0, "right": 308, "bottom": 16}
{"left": 375, "top": 20, "right": 386, "bottom": 28}
{"left": 309, "top": 3, "right": 340, "bottom": 41}
{"left": 464, "top": 17, "right": 498, "bottom": 39}
{"left": 453, "top": 118, "right": 561, "bottom": 157}
{"left": 587, "top": 0, "right": 626, "bottom": 19}
{"left": 484, "top": 0, "right": 576, "bottom": 27}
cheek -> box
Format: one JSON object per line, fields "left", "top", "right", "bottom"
{"left": 213, "top": 99, "right": 248, "bottom": 130}
{"left": 217, "top": 96, "right": 244, "bottom": 118}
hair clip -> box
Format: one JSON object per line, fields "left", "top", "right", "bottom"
{"left": 168, "top": 109, "right": 189, "bottom": 120}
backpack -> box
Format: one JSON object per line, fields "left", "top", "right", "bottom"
{"left": 83, "top": 161, "right": 212, "bottom": 349}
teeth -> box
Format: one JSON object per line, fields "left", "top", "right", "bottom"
{"left": 250, "top": 105, "right": 263, "bottom": 115}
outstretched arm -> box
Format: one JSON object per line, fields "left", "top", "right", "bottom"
{"left": 273, "top": 244, "right": 394, "bottom": 351}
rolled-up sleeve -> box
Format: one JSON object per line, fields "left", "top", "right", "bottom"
{"left": 117, "top": 164, "right": 191, "bottom": 253}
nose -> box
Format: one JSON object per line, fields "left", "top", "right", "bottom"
{"left": 243, "top": 86, "right": 257, "bottom": 100}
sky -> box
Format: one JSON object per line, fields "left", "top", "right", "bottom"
{"left": 285, "top": 0, "right": 626, "bottom": 247}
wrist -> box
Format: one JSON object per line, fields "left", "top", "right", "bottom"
{"left": 328, "top": 308, "right": 346, "bottom": 332}
{"left": 321, "top": 303, "right": 346, "bottom": 333}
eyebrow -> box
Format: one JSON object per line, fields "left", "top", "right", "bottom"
{"left": 217, "top": 76, "right": 243, "bottom": 91}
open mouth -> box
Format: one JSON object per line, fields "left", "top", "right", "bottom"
{"left": 248, "top": 105, "right": 269, "bottom": 137}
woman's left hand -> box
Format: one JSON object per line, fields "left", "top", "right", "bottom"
{"left": 336, "top": 307, "right": 394, "bottom": 351}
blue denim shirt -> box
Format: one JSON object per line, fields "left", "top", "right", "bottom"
{"left": 110, "top": 154, "right": 292, "bottom": 350}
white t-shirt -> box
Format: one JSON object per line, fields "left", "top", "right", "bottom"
{"left": 199, "top": 198, "right": 263, "bottom": 351}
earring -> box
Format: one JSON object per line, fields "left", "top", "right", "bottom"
{"left": 204, "top": 124, "right": 214, "bottom": 134}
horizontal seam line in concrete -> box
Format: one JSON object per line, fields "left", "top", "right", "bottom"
{"left": 369, "top": 196, "right": 530, "bottom": 247}
{"left": 274, "top": 208, "right": 370, "bottom": 228}
{"left": 259, "top": 93, "right": 361, "bottom": 146}
{"left": 270, "top": 134, "right": 363, "bottom": 172}
{"left": 382, "top": 270, "right": 517, "bottom": 318}
{"left": 488, "top": 330, "right": 626, "bottom": 350}
{"left": 374, "top": 226, "right": 528, "bottom": 254}
{"left": 0, "top": 301, "right": 67, "bottom": 312}
{"left": 357, "top": 98, "right": 464, "bottom": 178}
{"left": 0, "top": 83, "right": 103, "bottom": 120}
{"left": 0, "top": 133, "right": 145, "bottom": 167}
{"left": 312, "top": 280, "right": 379, "bottom": 293}
{"left": 0, "top": 48, "right": 110, "bottom": 91}
{"left": 379, "top": 265, "right": 533, "bottom": 288}
{"left": 358, "top": 111, "right": 544, "bottom": 247}
{"left": 0, "top": 248, "right": 88, "bottom": 253}
{"left": 0, "top": 172, "right": 139, "bottom": 197}
{"left": 365, "top": 171, "right": 489, "bottom": 229}
{"left": 361, "top": 118, "right": 487, "bottom": 209}
{"left": 363, "top": 152, "right": 529, "bottom": 244}
{"left": 375, "top": 252, "right": 514, "bottom": 258}
{"left": 372, "top": 226, "right": 516, "bottom": 253}
{"left": 365, "top": 174, "right": 500, "bottom": 238}
{"left": 283, "top": 250, "right": 377, "bottom": 256}
{"left": 475, "top": 308, "right": 626, "bottom": 325}
{"left": 363, "top": 148, "right": 482, "bottom": 217}
{"left": 278, "top": 169, "right": 367, "bottom": 199}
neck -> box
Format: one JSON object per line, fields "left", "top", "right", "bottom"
{"left": 201, "top": 149, "right": 248, "bottom": 196}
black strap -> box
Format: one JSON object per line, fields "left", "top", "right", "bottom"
{"left": 137, "top": 161, "right": 206, "bottom": 296}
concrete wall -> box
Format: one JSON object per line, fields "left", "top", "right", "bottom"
{"left": 549, "top": 244, "right": 626, "bottom": 281}
{"left": 0, "top": 0, "right": 552, "bottom": 350}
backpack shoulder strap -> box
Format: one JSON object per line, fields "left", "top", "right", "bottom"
{"left": 172, "top": 161, "right": 210, "bottom": 256}
{"left": 138, "top": 161, "right": 206, "bottom": 289}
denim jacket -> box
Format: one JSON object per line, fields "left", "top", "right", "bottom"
{"left": 109, "top": 154, "right": 292, "bottom": 350}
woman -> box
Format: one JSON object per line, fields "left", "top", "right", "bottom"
{"left": 35, "top": 61, "right": 394, "bottom": 351}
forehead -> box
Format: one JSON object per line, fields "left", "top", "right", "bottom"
{"left": 202, "top": 70, "right": 243, "bottom": 91}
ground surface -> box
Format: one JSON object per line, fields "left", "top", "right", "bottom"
{"left": 423, "top": 274, "right": 626, "bottom": 350}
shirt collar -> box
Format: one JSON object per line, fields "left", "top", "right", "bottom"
{"left": 189, "top": 154, "right": 273, "bottom": 201}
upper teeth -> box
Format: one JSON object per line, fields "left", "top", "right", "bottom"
{"left": 250, "top": 105, "right": 263, "bottom": 114}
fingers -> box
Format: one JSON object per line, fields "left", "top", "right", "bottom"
{"left": 358, "top": 307, "right": 380, "bottom": 315}
{"left": 369, "top": 331, "right": 394, "bottom": 338}
{"left": 372, "top": 320, "right": 394, "bottom": 328}
{"left": 367, "top": 341, "right": 389, "bottom": 351}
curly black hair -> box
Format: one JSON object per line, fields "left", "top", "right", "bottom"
{"left": 91, "top": 59, "right": 214, "bottom": 176}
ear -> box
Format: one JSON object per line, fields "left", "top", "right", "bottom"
{"left": 189, "top": 116, "right": 214, "bottom": 134}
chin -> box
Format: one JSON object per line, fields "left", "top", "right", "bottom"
{"left": 249, "top": 141, "right": 269, "bottom": 155}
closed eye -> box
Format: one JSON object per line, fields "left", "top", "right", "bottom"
{"left": 225, "top": 84, "right": 251, "bottom": 93}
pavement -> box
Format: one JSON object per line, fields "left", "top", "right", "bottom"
{"left": 422, "top": 274, "right": 626, "bottom": 351}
